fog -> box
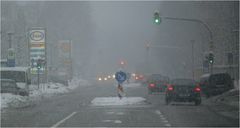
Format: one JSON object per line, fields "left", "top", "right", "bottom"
{"left": 2, "top": 1, "right": 238, "bottom": 80}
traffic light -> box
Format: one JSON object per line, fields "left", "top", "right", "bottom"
{"left": 209, "top": 53, "right": 214, "bottom": 64}
{"left": 37, "top": 59, "right": 41, "bottom": 69}
{"left": 154, "top": 11, "right": 161, "bottom": 24}
{"left": 37, "top": 59, "right": 45, "bottom": 69}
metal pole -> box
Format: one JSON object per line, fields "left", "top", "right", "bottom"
{"left": 162, "top": 16, "right": 213, "bottom": 41}
{"left": 37, "top": 68, "right": 40, "bottom": 89}
{"left": 162, "top": 16, "right": 214, "bottom": 75}
{"left": 146, "top": 42, "right": 150, "bottom": 73}
{"left": 191, "top": 40, "right": 195, "bottom": 80}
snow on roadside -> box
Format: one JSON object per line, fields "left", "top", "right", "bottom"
{"left": 91, "top": 97, "right": 147, "bottom": 106}
{"left": 123, "top": 83, "right": 141, "bottom": 88}
{"left": 1, "top": 93, "right": 31, "bottom": 109}
{"left": 1, "top": 77, "right": 90, "bottom": 110}
{"left": 67, "top": 77, "right": 91, "bottom": 89}
{"left": 205, "top": 89, "right": 239, "bottom": 109}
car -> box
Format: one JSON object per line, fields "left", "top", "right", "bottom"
{"left": 0, "top": 79, "right": 29, "bottom": 96}
{"left": 165, "top": 79, "right": 201, "bottom": 106}
{"left": 147, "top": 74, "right": 169, "bottom": 94}
{"left": 199, "top": 73, "right": 234, "bottom": 98}
{"left": 134, "top": 74, "right": 145, "bottom": 83}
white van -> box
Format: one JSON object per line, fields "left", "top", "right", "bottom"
{"left": 0, "top": 67, "right": 31, "bottom": 90}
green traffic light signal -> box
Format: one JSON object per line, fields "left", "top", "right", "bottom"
{"left": 209, "top": 60, "right": 213, "bottom": 64}
{"left": 209, "top": 53, "right": 214, "bottom": 64}
{"left": 154, "top": 11, "right": 161, "bottom": 24}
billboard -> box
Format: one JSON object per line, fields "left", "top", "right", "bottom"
{"left": 57, "top": 40, "right": 72, "bottom": 80}
{"left": 29, "top": 28, "right": 46, "bottom": 74}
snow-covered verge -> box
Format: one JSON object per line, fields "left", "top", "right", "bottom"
{"left": 204, "top": 89, "right": 239, "bottom": 119}
{"left": 1, "top": 77, "right": 91, "bottom": 110}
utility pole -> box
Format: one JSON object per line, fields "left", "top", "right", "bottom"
{"left": 191, "top": 40, "right": 195, "bottom": 80}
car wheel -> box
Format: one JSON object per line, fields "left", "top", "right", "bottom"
{"left": 194, "top": 99, "right": 201, "bottom": 106}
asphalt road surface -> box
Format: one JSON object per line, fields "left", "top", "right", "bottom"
{"left": 1, "top": 81, "right": 239, "bottom": 127}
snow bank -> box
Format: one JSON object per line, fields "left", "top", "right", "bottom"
{"left": 123, "top": 83, "right": 141, "bottom": 88}
{"left": 1, "top": 93, "right": 31, "bottom": 109}
{"left": 91, "top": 97, "right": 147, "bottom": 106}
{"left": 1, "top": 77, "right": 90, "bottom": 110}
{"left": 68, "top": 77, "right": 91, "bottom": 89}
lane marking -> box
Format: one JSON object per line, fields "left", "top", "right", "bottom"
{"left": 102, "top": 120, "right": 112, "bottom": 122}
{"left": 165, "top": 123, "right": 171, "bottom": 127}
{"left": 155, "top": 110, "right": 171, "bottom": 127}
{"left": 106, "top": 111, "right": 115, "bottom": 114}
{"left": 114, "top": 120, "right": 122, "bottom": 124}
{"left": 116, "top": 112, "right": 124, "bottom": 115}
{"left": 160, "top": 117, "right": 166, "bottom": 120}
{"left": 155, "top": 110, "right": 162, "bottom": 115}
{"left": 51, "top": 112, "right": 77, "bottom": 128}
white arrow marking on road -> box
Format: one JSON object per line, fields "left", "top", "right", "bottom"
{"left": 51, "top": 112, "right": 77, "bottom": 128}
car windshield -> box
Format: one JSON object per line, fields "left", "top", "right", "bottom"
{"left": 1, "top": 1, "right": 239, "bottom": 127}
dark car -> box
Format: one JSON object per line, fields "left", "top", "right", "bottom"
{"left": 199, "top": 73, "right": 234, "bottom": 98}
{"left": 165, "top": 79, "right": 201, "bottom": 105}
{"left": 0, "top": 79, "right": 29, "bottom": 96}
{"left": 147, "top": 74, "right": 169, "bottom": 94}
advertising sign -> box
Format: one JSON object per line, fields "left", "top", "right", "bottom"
{"left": 57, "top": 40, "right": 72, "bottom": 80}
{"left": 29, "top": 28, "right": 46, "bottom": 74}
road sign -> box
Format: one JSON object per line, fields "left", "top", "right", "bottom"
{"left": 115, "top": 71, "right": 127, "bottom": 83}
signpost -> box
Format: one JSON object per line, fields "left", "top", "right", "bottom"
{"left": 115, "top": 71, "right": 127, "bottom": 84}
{"left": 29, "top": 28, "right": 47, "bottom": 85}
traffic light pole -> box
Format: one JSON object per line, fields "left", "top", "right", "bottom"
{"left": 160, "top": 16, "right": 214, "bottom": 75}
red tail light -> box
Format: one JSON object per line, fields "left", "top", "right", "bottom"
{"left": 149, "top": 83, "right": 155, "bottom": 87}
{"left": 194, "top": 86, "right": 201, "bottom": 92}
{"left": 167, "top": 84, "right": 174, "bottom": 91}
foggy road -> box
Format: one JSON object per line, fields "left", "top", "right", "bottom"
{"left": 1, "top": 81, "right": 238, "bottom": 127}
